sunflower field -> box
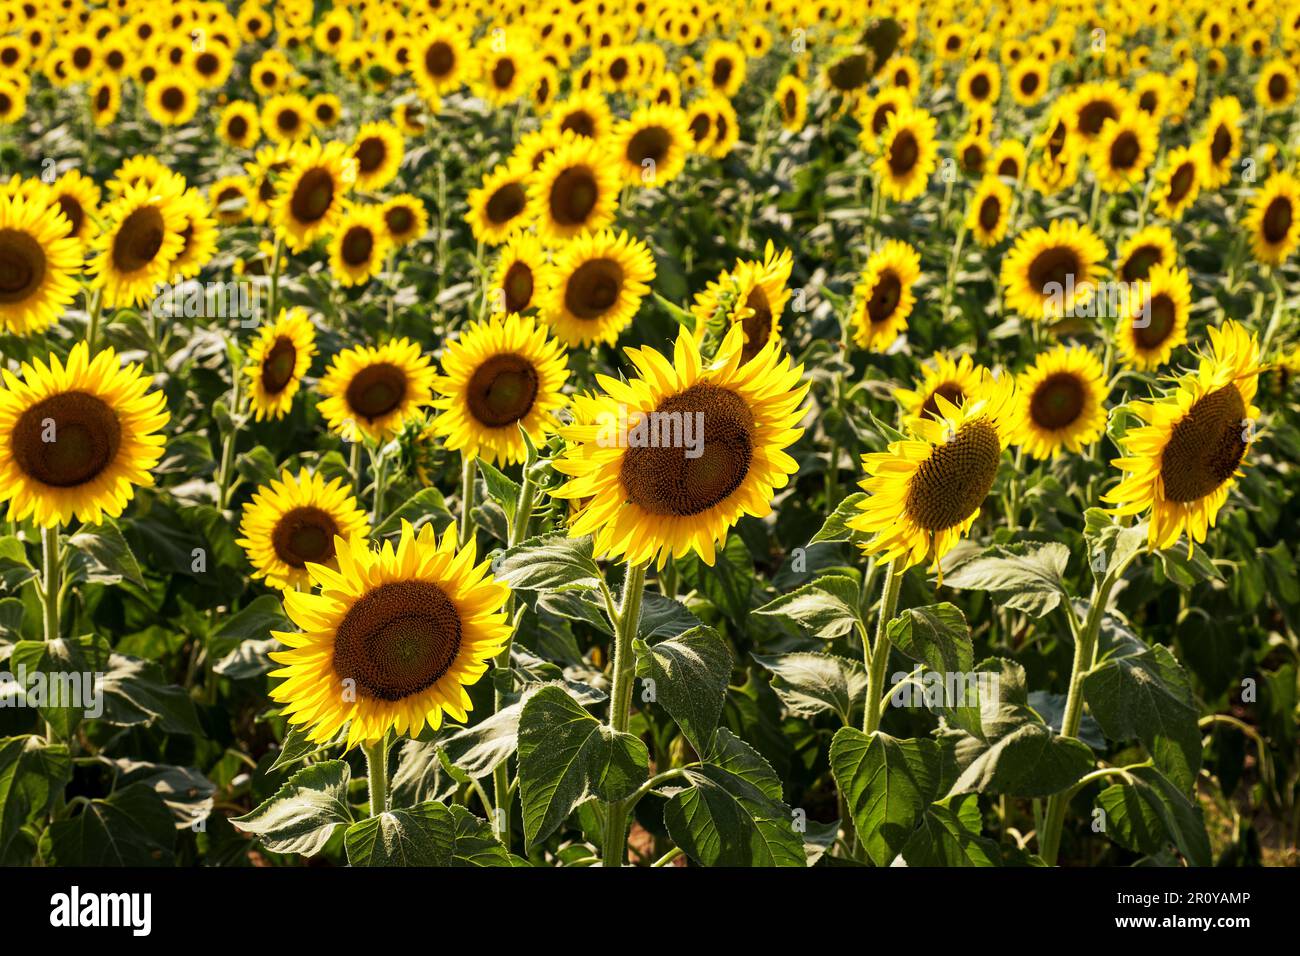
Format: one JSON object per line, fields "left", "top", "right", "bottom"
{"left": 0, "top": 0, "right": 1298, "bottom": 877}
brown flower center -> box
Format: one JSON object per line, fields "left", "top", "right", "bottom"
{"left": 1161, "top": 385, "right": 1248, "bottom": 502}
{"left": 345, "top": 362, "right": 406, "bottom": 421}
{"left": 271, "top": 506, "right": 339, "bottom": 567}
{"left": 502, "top": 261, "right": 534, "bottom": 313}
{"left": 486, "top": 180, "right": 526, "bottom": 225}
{"left": 290, "top": 168, "right": 335, "bottom": 224}
{"left": 905, "top": 419, "right": 1001, "bottom": 531}
{"left": 564, "top": 257, "right": 622, "bottom": 319}
{"left": 261, "top": 337, "right": 297, "bottom": 394}
{"left": 867, "top": 269, "right": 903, "bottom": 323}
{"left": 1030, "top": 372, "right": 1086, "bottom": 430}
{"left": 0, "top": 229, "right": 45, "bottom": 303}
{"left": 1027, "top": 245, "right": 1081, "bottom": 294}
{"left": 111, "top": 205, "right": 165, "bottom": 274}
{"left": 1262, "top": 196, "right": 1293, "bottom": 244}
{"left": 14, "top": 391, "right": 122, "bottom": 488}
{"left": 466, "top": 354, "right": 538, "bottom": 427}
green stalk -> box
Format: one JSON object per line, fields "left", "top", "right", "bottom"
{"left": 369, "top": 446, "right": 387, "bottom": 527}
{"left": 601, "top": 561, "right": 647, "bottom": 867}
{"left": 863, "top": 561, "right": 902, "bottom": 734}
{"left": 267, "top": 236, "right": 283, "bottom": 321}
{"left": 84, "top": 288, "right": 103, "bottom": 353}
{"left": 40, "top": 525, "right": 60, "bottom": 643}
{"left": 349, "top": 439, "right": 363, "bottom": 491}
{"left": 458, "top": 453, "right": 477, "bottom": 547}
{"left": 363, "top": 734, "right": 390, "bottom": 818}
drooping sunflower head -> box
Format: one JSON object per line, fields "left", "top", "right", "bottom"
{"left": 1000, "top": 218, "right": 1108, "bottom": 322}
{"left": 237, "top": 467, "right": 370, "bottom": 591}
{"left": 895, "top": 352, "right": 985, "bottom": 421}
{"left": 849, "top": 368, "right": 1019, "bottom": 573}
{"left": 328, "top": 203, "right": 392, "bottom": 288}
{"left": 1117, "top": 262, "right": 1192, "bottom": 372}
{"left": 318, "top": 337, "right": 436, "bottom": 444}
{"left": 966, "top": 175, "right": 1012, "bottom": 247}
{"left": 1104, "top": 320, "right": 1263, "bottom": 553}
{"left": 691, "top": 242, "right": 795, "bottom": 364}
{"left": 350, "top": 121, "right": 404, "bottom": 192}
{"left": 850, "top": 239, "right": 922, "bottom": 350}
{"left": 245, "top": 307, "right": 318, "bottom": 422}
{"left": 269, "top": 520, "right": 511, "bottom": 746}
{"left": 491, "top": 232, "right": 546, "bottom": 316}
{"left": 540, "top": 228, "right": 656, "bottom": 346}
{"left": 0, "top": 342, "right": 169, "bottom": 527}
{"left": 466, "top": 159, "right": 534, "bottom": 247}
{"left": 872, "top": 104, "right": 939, "bottom": 201}
{"left": 270, "top": 138, "right": 352, "bottom": 252}
{"left": 1013, "top": 344, "right": 1109, "bottom": 459}
{"left": 0, "top": 191, "right": 83, "bottom": 337}
{"left": 89, "top": 180, "right": 188, "bottom": 309}
{"left": 1116, "top": 224, "right": 1177, "bottom": 283}
{"left": 1243, "top": 171, "right": 1300, "bottom": 266}
{"left": 552, "top": 324, "right": 808, "bottom": 567}
{"left": 609, "top": 104, "right": 691, "bottom": 188}
{"left": 430, "top": 312, "right": 570, "bottom": 466}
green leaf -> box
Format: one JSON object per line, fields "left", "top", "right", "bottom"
{"left": 810, "top": 493, "right": 867, "bottom": 544}
{"left": 754, "top": 573, "right": 862, "bottom": 639}
{"left": 637, "top": 592, "right": 700, "bottom": 641}
{"left": 345, "top": 802, "right": 457, "bottom": 866}
{"left": 1082, "top": 643, "right": 1200, "bottom": 792}
{"left": 440, "top": 702, "right": 521, "bottom": 779}
{"left": 6, "top": 637, "right": 106, "bottom": 739}
{"left": 232, "top": 760, "right": 354, "bottom": 855}
{"left": 209, "top": 594, "right": 290, "bottom": 658}
{"left": 66, "top": 518, "right": 146, "bottom": 587}
{"left": 447, "top": 804, "right": 518, "bottom": 866}
{"left": 664, "top": 729, "right": 805, "bottom": 867}
{"left": 1096, "top": 766, "right": 1211, "bottom": 867}
{"left": 752, "top": 652, "right": 866, "bottom": 725}
{"left": 0, "top": 735, "right": 71, "bottom": 864}
{"left": 235, "top": 445, "right": 279, "bottom": 488}
{"left": 372, "top": 487, "right": 454, "bottom": 539}
{"left": 900, "top": 794, "right": 1000, "bottom": 866}
{"left": 517, "top": 685, "right": 648, "bottom": 847}
{"left": 634, "top": 625, "right": 732, "bottom": 754}
{"left": 1083, "top": 509, "right": 1147, "bottom": 582}
{"left": 887, "top": 603, "right": 979, "bottom": 731}
{"left": 40, "top": 783, "right": 176, "bottom": 866}
{"left": 477, "top": 459, "right": 521, "bottom": 518}
{"left": 941, "top": 543, "right": 1071, "bottom": 617}
{"left": 99, "top": 653, "right": 204, "bottom": 735}
{"left": 830, "top": 728, "right": 941, "bottom": 866}
{"left": 212, "top": 638, "right": 278, "bottom": 680}
{"left": 494, "top": 535, "right": 602, "bottom": 593}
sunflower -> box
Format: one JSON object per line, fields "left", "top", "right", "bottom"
{"left": 318, "top": 338, "right": 435, "bottom": 443}
{"left": 552, "top": 324, "right": 807, "bottom": 567}
{"left": 547, "top": 90, "right": 614, "bottom": 142}
{"left": 47, "top": 169, "right": 100, "bottom": 246}
{"left": 88, "top": 76, "right": 119, "bottom": 127}
{"left": 690, "top": 242, "right": 794, "bottom": 364}
{"left": 527, "top": 136, "right": 620, "bottom": 245}
{"left": 1009, "top": 59, "right": 1048, "bottom": 106}
{"left": 328, "top": 203, "right": 392, "bottom": 287}
{"left": 1090, "top": 111, "right": 1157, "bottom": 193}
{"left": 955, "top": 132, "right": 990, "bottom": 177}
{"left": 144, "top": 75, "right": 198, "bottom": 126}
{"left": 189, "top": 42, "right": 233, "bottom": 90}
{"left": 168, "top": 188, "right": 219, "bottom": 280}
{"left": 873, "top": 105, "right": 939, "bottom": 202}
{"left": 965, "top": 176, "right": 1012, "bottom": 247}
{"left": 1256, "top": 58, "right": 1297, "bottom": 110}
{"left": 704, "top": 95, "right": 740, "bottom": 159}
{"left": 1134, "top": 73, "right": 1168, "bottom": 120}
{"left": 848, "top": 369, "right": 1018, "bottom": 573}
{"left": 608, "top": 104, "right": 691, "bottom": 187}
{"left": 0, "top": 342, "right": 168, "bottom": 527}
{"left": 238, "top": 468, "right": 370, "bottom": 591}
{"left": 309, "top": 93, "right": 343, "bottom": 129}
{"left": 703, "top": 40, "right": 746, "bottom": 97}
{"left": 269, "top": 520, "right": 511, "bottom": 746}
{"left": 476, "top": 46, "right": 529, "bottom": 106}
{"left": 209, "top": 176, "right": 252, "bottom": 225}
{"left": 245, "top": 306, "right": 317, "bottom": 421}
{"left": 0, "top": 193, "right": 82, "bottom": 336}
{"left": 775, "top": 74, "right": 808, "bottom": 131}
{"left": 1027, "top": 104, "right": 1081, "bottom": 195}
{"left": 1152, "top": 146, "right": 1201, "bottom": 220}
{"left": 895, "top": 352, "right": 986, "bottom": 420}
{"left": 429, "top": 313, "right": 569, "bottom": 466}
{"left": 1199, "top": 96, "right": 1242, "bottom": 189}
{"left": 990, "top": 141, "right": 1026, "bottom": 182}
{"left": 1117, "top": 224, "right": 1177, "bottom": 283}
{"left": 1116, "top": 263, "right": 1191, "bottom": 371}
{"left": 684, "top": 98, "right": 718, "bottom": 153}
{"left": 412, "top": 25, "right": 468, "bottom": 97}
{"left": 957, "top": 60, "right": 1000, "bottom": 109}
{"left": 491, "top": 233, "right": 546, "bottom": 315}
{"left": 1104, "top": 321, "right": 1262, "bottom": 553}
{"left": 89, "top": 182, "right": 187, "bottom": 309}
{"left": 380, "top": 194, "right": 427, "bottom": 247}
{"left": 1243, "top": 172, "right": 1300, "bottom": 266}
{"left": 1013, "top": 345, "right": 1108, "bottom": 459}
{"left": 465, "top": 160, "right": 533, "bottom": 246}
{"left": 219, "top": 100, "right": 261, "bottom": 150}
{"left": 850, "top": 240, "right": 922, "bottom": 350}
{"left": 1067, "top": 81, "right": 1132, "bottom": 143}
{"left": 1001, "top": 219, "right": 1108, "bottom": 322}
{"left": 350, "top": 121, "right": 404, "bottom": 192}
{"left": 540, "top": 228, "right": 656, "bottom": 346}
{"left": 270, "top": 138, "right": 352, "bottom": 252}
{"left": 262, "top": 93, "right": 312, "bottom": 145}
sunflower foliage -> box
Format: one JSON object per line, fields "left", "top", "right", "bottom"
{"left": 0, "top": 0, "right": 1296, "bottom": 875}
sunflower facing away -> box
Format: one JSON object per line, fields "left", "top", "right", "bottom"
{"left": 1104, "top": 321, "right": 1262, "bottom": 553}
{"left": 895, "top": 352, "right": 985, "bottom": 421}
{"left": 850, "top": 240, "right": 922, "bottom": 350}
{"left": 552, "top": 325, "right": 808, "bottom": 567}
{"left": 848, "top": 369, "right": 1019, "bottom": 572}
{"left": 430, "top": 313, "right": 570, "bottom": 466}
{"left": 690, "top": 242, "right": 794, "bottom": 364}
{"left": 269, "top": 521, "right": 511, "bottom": 746}
{"left": 245, "top": 307, "right": 318, "bottom": 421}
{"left": 1014, "top": 345, "right": 1108, "bottom": 459}
{"left": 1242, "top": 172, "right": 1300, "bottom": 266}
{"left": 0, "top": 192, "right": 82, "bottom": 336}
{"left": 1117, "top": 263, "right": 1192, "bottom": 371}
{"left": 238, "top": 468, "right": 370, "bottom": 591}
{"left": 0, "top": 343, "right": 169, "bottom": 527}
{"left": 318, "top": 338, "right": 436, "bottom": 443}
{"left": 540, "top": 228, "right": 656, "bottom": 346}
{"left": 1001, "top": 219, "right": 1108, "bottom": 322}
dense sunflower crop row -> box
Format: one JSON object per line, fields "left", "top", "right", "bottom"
{"left": 0, "top": 0, "right": 1297, "bottom": 870}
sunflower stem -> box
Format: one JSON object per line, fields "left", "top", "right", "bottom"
{"left": 458, "top": 453, "right": 477, "bottom": 547}
{"left": 601, "top": 560, "right": 647, "bottom": 867}
{"left": 84, "top": 288, "right": 103, "bottom": 353}
{"left": 40, "top": 525, "right": 60, "bottom": 644}
{"left": 369, "top": 444, "right": 387, "bottom": 527}
{"left": 267, "top": 236, "right": 283, "bottom": 322}
{"left": 864, "top": 560, "right": 902, "bottom": 734}
{"left": 363, "top": 734, "right": 390, "bottom": 818}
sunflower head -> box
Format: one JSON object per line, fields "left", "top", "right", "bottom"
{"left": 1001, "top": 218, "right": 1108, "bottom": 322}
{"left": 850, "top": 239, "right": 922, "bottom": 351}
{"left": 1243, "top": 172, "right": 1300, "bottom": 266}
{"left": 270, "top": 139, "right": 353, "bottom": 252}
{"left": 245, "top": 307, "right": 318, "bottom": 422}
{"left": 1117, "top": 263, "right": 1191, "bottom": 372}
{"left": 540, "top": 228, "right": 656, "bottom": 346}
{"left": 318, "top": 338, "right": 436, "bottom": 443}
{"left": 0, "top": 191, "right": 83, "bottom": 336}
{"left": 895, "top": 352, "right": 985, "bottom": 421}
{"left": 466, "top": 159, "right": 534, "bottom": 247}
{"left": 1014, "top": 345, "right": 1109, "bottom": 459}
{"left": 691, "top": 242, "right": 794, "bottom": 364}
